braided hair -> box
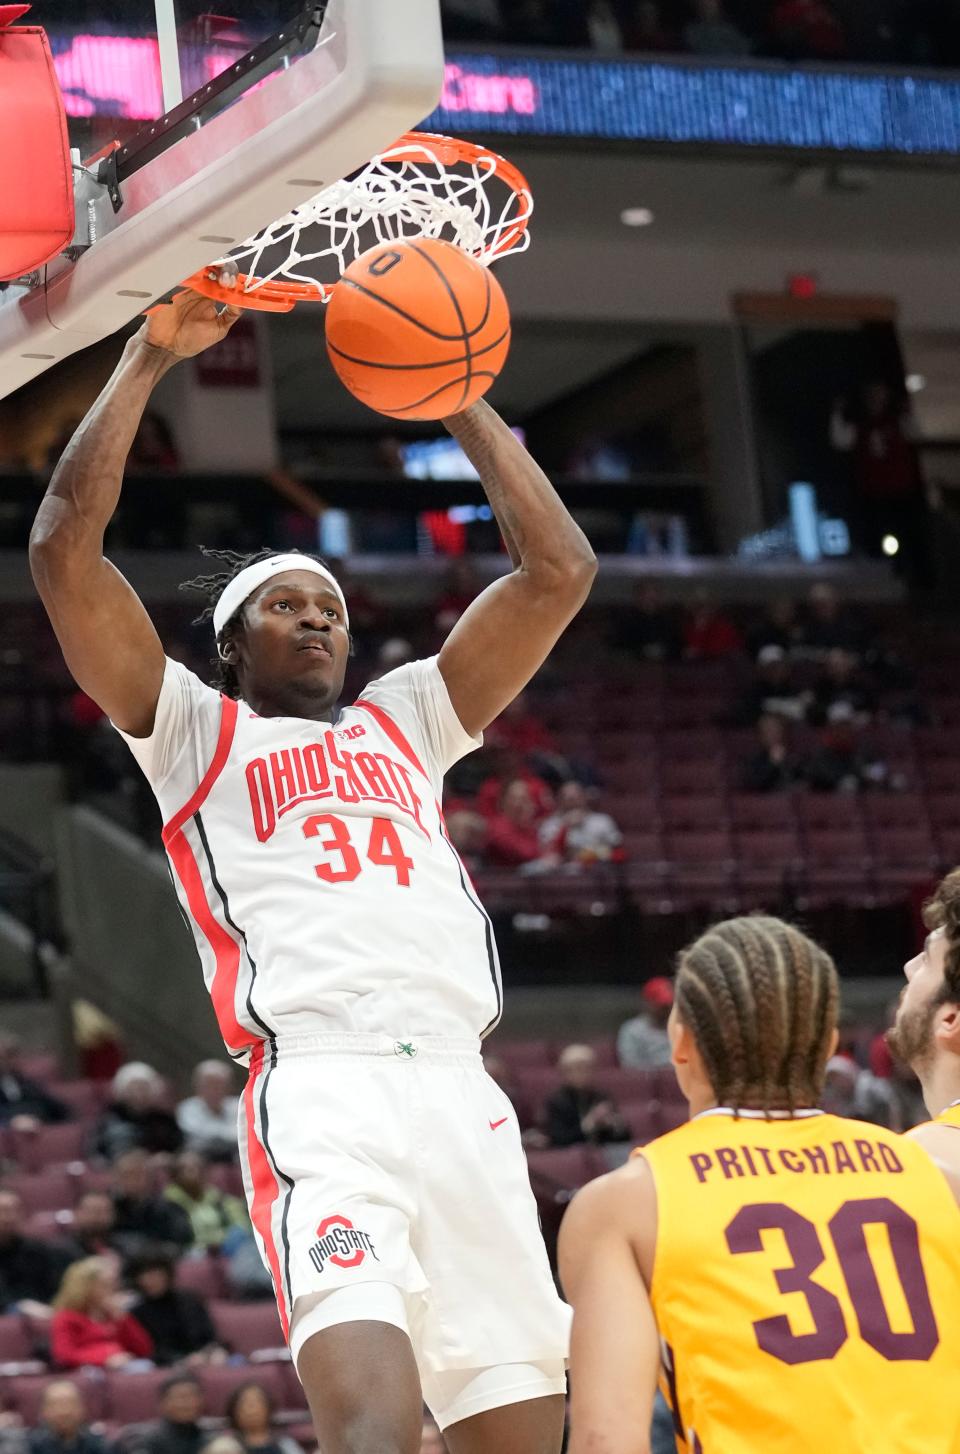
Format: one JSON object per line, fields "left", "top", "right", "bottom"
{"left": 180, "top": 546, "right": 335, "bottom": 699}
{"left": 675, "top": 915, "right": 839, "bottom": 1114}
{"left": 921, "top": 869, "right": 960, "bottom": 1003}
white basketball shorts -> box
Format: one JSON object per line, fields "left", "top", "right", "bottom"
{"left": 237, "top": 1033, "right": 570, "bottom": 1423}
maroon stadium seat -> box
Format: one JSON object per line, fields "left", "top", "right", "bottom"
{"left": 927, "top": 793, "right": 960, "bottom": 827}
{"left": 9, "top": 1122, "right": 88, "bottom": 1171}
{"left": 492, "top": 1040, "right": 554, "bottom": 1071}
{"left": 620, "top": 1101, "right": 659, "bottom": 1144}
{"left": 661, "top": 761, "right": 720, "bottom": 796}
{"left": 209, "top": 1301, "right": 286, "bottom": 1358}
{"left": 862, "top": 795, "right": 929, "bottom": 832}
{"left": 279, "top": 1360, "right": 310, "bottom": 1413}
{"left": 24, "top": 1209, "right": 73, "bottom": 1241}
{"left": 0, "top": 1315, "right": 32, "bottom": 1363}
{"left": 2, "top": 1169, "right": 76, "bottom": 1212}
{"left": 524, "top": 1146, "right": 603, "bottom": 1191}
{"left": 199, "top": 1362, "right": 286, "bottom": 1416}
{"left": 175, "top": 1255, "right": 228, "bottom": 1301}
{"left": 798, "top": 798, "right": 863, "bottom": 831}
{"left": 104, "top": 1370, "right": 170, "bottom": 1426}
{"left": 48, "top": 1082, "right": 103, "bottom": 1120}
{"left": 803, "top": 829, "right": 868, "bottom": 864}
{"left": 18, "top": 1054, "right": 58, "bottom": 1084}
{"left": 921, "top": 758, "right": 960, "bottom": 792}
{"left": 655, "top": 1102, "right": 689, "bottom": 1134}
{"left": 729, "top": 794, "right": 796, "bottom": 830}
{"left": 10, "top": 1373, "right": 106, "bottom": 1425}
{"left": 661, "top": 797, "right": 726, "bottom": 830}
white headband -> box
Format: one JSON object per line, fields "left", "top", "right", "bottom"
{"left": 212, "top": 555, "right": 349, "bottom": 637}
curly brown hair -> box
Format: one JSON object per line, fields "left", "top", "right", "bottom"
{"left": 922, "top": 869, "right": 960, "bottom": 1002}
{"left": 675, "top": 915, "right": 839, "bottom": 1114}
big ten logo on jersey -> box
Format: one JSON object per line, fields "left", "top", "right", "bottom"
{"left": 308, "top": 1214, "right": 380, "bottom": 1274}
{"left": 244, "top": 729, "right": 427, "bottom": 842}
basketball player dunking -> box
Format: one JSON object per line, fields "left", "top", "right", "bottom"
{"left": 559, "top": 917, "right": 960, "bottom": 1454}
{"left": 30, "top": 290, "right": 596, "bottom": 1454}
{"left": 889, "top": 868, "right": 960, "bottom": 1178}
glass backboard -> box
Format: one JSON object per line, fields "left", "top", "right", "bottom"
{"left": 45, "top": 2, "right": 315, "bottom": 157}
{"left": 0, "top": 0, "right": 445, "bottom": 399}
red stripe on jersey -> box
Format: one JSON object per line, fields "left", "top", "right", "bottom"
{"left": 243, "top": 1044, "right": 289, "bottom": 1340}
{"left": 165, "top": 825, "right": 259, "bottom": 1053}
{"left": 353, "top": 699, "right": 427, "bottom": 780}
{"left": 162, "top": 694, "right": 238, "bottom": 844}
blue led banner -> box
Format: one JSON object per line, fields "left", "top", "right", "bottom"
{"left": 426, "top": 52, "right": 960, "bottom": 157}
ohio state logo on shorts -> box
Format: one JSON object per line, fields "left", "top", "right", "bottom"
{"left": 308, "top": 1214, "right": 380, "bottom": 1274}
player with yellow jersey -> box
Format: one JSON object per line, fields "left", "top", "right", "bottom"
{"left": 560, "top": 916, "right": 960, "bottom": 1454}
{"left": 889, "top": 869, "right": 960, "bottom": 1179}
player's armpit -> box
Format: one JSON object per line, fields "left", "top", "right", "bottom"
{"left": 559, "top": 1170, "right": 660, "bottom": 1454}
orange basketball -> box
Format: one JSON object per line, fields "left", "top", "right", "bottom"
{"left": 324, "top": 238, "right": 511, "bottom": 421}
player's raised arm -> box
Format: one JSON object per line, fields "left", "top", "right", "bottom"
{"left": 29, "top": 290, "right": 241, "bottom": 737}
{"left": 559, "top": 1163, "right": 661, "bottom": 1454}
{"left": 438, "top": 400, "right": 597, "bottom": 737}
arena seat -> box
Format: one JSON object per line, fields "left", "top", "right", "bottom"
{"left": 103, "top": 1369, "right": 169, "bottom": 1426}
{"left": 2, "top": 1168, "right": 76, "bottom": 1212}
{"left": 175, "top": 1255, "right": 228, "bottom": 1301}
{"left": 9, "top": 1373, "right": 106, "bottom": 1424}
{"left": 661, "top": 797, "right": 726, "bottom": 829}
{"left": 209, "top": 1300, "right": 286, "bottom": 1358}
{"left": 199, "top": 1361, "right": 286, "bottom": 1416}
{"left": 9, "top": 1122, "right": 88, "bottom": 1170}
{"left": 524, "top": 1145, "right": 604, "bottom": 1190}
{"left": 0, "top": 1315, "right": 32, "bottom": 1363}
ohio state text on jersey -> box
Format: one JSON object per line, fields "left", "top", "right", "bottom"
{"left": 117, "top": 656, "right": 502, "bottom": 1058}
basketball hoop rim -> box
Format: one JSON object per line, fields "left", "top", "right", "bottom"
{"left": 181, "top": 130, "right": 532, "bottom": 315}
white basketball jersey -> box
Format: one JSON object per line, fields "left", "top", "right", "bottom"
{"left": 116, "top": 655, "right": 502, "bottom": 1060}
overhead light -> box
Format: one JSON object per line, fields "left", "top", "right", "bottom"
{"left": 621, "top": 207, "right": 655, "bottom": 228}
{"left": 906, "top": 373, "right": 927, "bottom": 394}
{"left": 882, "top": 534, "right": 900, "bottom": 557}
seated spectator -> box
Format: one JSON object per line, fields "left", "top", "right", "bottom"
{"left": 683, "top": 0, "right": 753, "bottom": 55}
{"left": 226, "top": 1382, "right": 303, "bottom": 1454}
{"left": 623, "top": 0, "right": 680, "bottom": 52}
{"left": 735, "top": 646, "right": 810, "bottom": 725}
{"left": 484, "top": 779, "right": 549, "bottom": 869}
{"left": 59, "top": 1192, "right": 122, "bottom": 1265}
{"left": 486, "top": 692, "right": 556, "bottom": 765}
{"left": 476, "top": 761, "right": 554, "bottom": 820}
{"left": 50, "top": 1258, "right": 153, "bottom": 1371}
{"left": 682, "top": 595, "right": 743, "bottom": 660}
{"left": 770, "top": 0, "right": 845, "bottom": 58}
{"left": 0, "top": 1035, "right": 68, "bottom": 1130}
{"left": 808, "top": 649, "right": 875, "bottom": 727}
{"left": 805, "top": 714, "right": 892, "bottom": 794}
{"left": 127, "top": 1253, "right": 223, "bottom": 1367}
{"left": 0, "top": 1189, "right": 73, "bottom": 1320}
{"left": 745, "top": 597, "right": 802, "bottom": 661}
{"left": 799, "top": 583, "right": 869, "bottom": 658}
{"left": 544, "top": 1046, "right": 629, "bottom": 1148}
{"left": 163, "top": 1152, "right": 247, "bottom": 1253}
{"left": 538, "top": 782, "right": 624, "bottom": 866}
{"left": 128, "top": 1375, "right": 205, "bottom": 1454}
{"left": 617, "top": 978, "right": 674, "bottom": 1069}
{"left": 111, "top": 1151, "right": 192, "bottom": 1259}
{"left": 740, "top": 714, "right": 806, "bottom": 793}
{"left": 587, "top": 0, "right": 625, "bottom": 51}
{"left": 444, "top": 809, "right": 488, "bottom": 876}
{"left": 608, "top": 583, "right": 682, "bottom": 662}
{"left": 94, "top": 1065, "right": 183, "bottom": 1162}
{"left": 163, "top": 1153, "right": 270, "bottom": 1298}
{"left": 27, "top": 1381, "right": 111, "bottom": 1454}
{"left": 176, "top": 1062, "right": 239, "bottom": 1163}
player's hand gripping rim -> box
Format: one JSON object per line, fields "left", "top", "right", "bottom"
{"left": 141, "top": 263, "right": 243, "bottom": 359}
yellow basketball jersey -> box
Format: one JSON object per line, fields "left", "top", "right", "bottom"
{"left": 642, "top": 1109, "right": 960, "bottom": 1454}
{"left": 937, "top": 1101, "right": 960, "bottom": 1131}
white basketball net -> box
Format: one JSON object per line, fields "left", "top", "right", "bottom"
{"left": 218, "top": 136, "right": 533, "bottom": 303}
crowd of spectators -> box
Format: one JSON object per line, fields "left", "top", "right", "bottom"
{"left": 0, "top": 1032, "right": 452, "bottom": 1449}
{"left": 441, "top": 0, "right": 960, "bottom": 68}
